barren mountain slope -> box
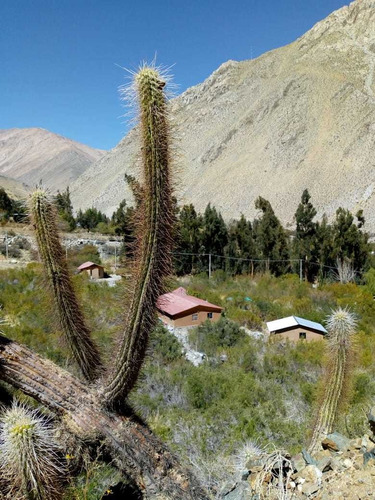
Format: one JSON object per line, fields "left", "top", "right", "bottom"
{"left": 71, "top": 0, "right": 375, "bottom": 231}
{"left": 0, "top": 175, "right": 30, "bottom": 200}
{"left": 0, "top": 128, "right": 105, "bottom": 191}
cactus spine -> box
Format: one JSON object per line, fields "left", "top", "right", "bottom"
{"left": 105, "top": 65, "right": 174, "bottom": 407}
{"left": 309, "top": 307, "right": 357, "bottom": 453}
{"left": 30, "top": 190, "right": 102, "bottom": 381}
{"left": 0, "top": 402, "right": 64, "bottom": 499}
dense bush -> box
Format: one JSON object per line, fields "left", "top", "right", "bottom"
{"left": 189, "top": 317, "right": 245, "bottom": 356}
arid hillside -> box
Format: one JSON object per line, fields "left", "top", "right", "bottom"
{"left": 71, "top": 0, "right": 375, "bottom": 231}
{"left": 0, "top": 128, "right": 105, "bottom": 191}
{"left": 0, "top": 175, "right": 30, "bottom": 200}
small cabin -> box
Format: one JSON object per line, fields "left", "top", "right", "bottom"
{"left": 267, "top": 316, "right": 327, "bottom": 342}
{"left": 157, "top": 287, "right": 223, "bottom": 328}
{"left": 77, "top": 261, "right": 104, "bottom": 279}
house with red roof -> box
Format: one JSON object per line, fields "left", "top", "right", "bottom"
{"left": 77, "top": 261, "right": 104, "bottom": 279}
{"left": 156, "top": 287, "right": 223, "bottom": 328}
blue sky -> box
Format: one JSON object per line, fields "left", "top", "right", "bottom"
{"left": 2, "top": 0, "right": 349, "bottom": 150}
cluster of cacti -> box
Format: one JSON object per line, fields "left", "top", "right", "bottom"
{"left": 30, "top": 189, "right": 102, "bottom": 381}
{"left": 308, "top": 307, "right": 357, "bottom": 453}
{"left": 0, "top": 402, "right": 64, "bottom": 499}
{"left": 0, "top": 65, "right": 208, "bottom": 499}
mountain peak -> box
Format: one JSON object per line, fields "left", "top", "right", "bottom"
{"left": 70, "top": 3, "right": 375, "bottom": 233}
{"left": 0, "top": 128, "right": 105, "bottom": 191}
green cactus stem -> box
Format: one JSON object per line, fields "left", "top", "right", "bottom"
{"left": 0, "top": 402, "right": 64, "bottom": 500}
{"left": 30, "top": 189, "right": 102, "bottom": 381}
{"left": 309, "top": 308, "right": 357, "bottom": 453}
{"left": 105, "top": 65, "right": 174, "bottom": 407}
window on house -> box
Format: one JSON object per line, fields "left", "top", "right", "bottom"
{"left": 299, "top": 332, "right": 307, "bottom": 340}
{"left": 192, "top": 313, "right": 198, "bottom": 321}
{"left": 207, "top": 312, "right": 213, "bottom": 319}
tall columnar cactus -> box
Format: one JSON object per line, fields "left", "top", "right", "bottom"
{"left": 0, "top": 402, "right": 64, "bottom": 499}
{"left": 0, "top": 66, "right": 208, "bottom": 499}
{"left": 309, "top": 307, "right": 357, "bottom": 453}
{"left": 105, "top": 65, "right": 174, "bottom": 407}
{"left": 30, "top": 190, "right": 102, "bottom": 381}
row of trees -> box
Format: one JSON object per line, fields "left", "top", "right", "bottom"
{"left": 54, "top": 185, "right": 372, "bottom": 281}
{"left": 1, "top": 183, "right": 370, "bottom": 282}
{"left": 175, "top": 190, "right": 370, "bottom": 281}
{"left": 55, "top": 187, "right": 135, "bottom": 237}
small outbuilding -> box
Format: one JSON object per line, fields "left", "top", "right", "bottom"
{"left": 267, "top": 316, "right": 327, "bottom": 342}
{"left": 157, "top": 287, "right": 223, "bottom": 328}
{"left": 77, "top": 261, "right": 104, "bottom": 279}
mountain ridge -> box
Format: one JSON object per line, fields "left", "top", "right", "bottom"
{"left": 0, "top": 128, "right": 105, "bottom": 192}
{"left": 70, "top": 1, "right": 375, "bottom": 232}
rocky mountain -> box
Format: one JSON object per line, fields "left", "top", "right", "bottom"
{"left": 0, "top": 175, "right": 30, "bottom": 200}
{"left": 0, "top": 128, "right": 105, "bottom": 191}
{"left": 71, "top": 0, "right": 375, "bottom": 231}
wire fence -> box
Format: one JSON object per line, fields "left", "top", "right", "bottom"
{"left": 172, "top": 252, "right": 363, "bottom": 280}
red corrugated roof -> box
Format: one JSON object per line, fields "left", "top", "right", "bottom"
{"left": 157, "top": 287, "right": 223, "bottom": 317}
{"left": 77, "top": 261, "right": 103, "bottom": 270}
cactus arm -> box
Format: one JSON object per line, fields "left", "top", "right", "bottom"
{"left": 308, "top": 345, "right": 346, "bottom": 452}
{"left": 0, "top": 335, "right": 208, "bottom": 499}
{"left": 105, "top": 67, "right": 174, "bottom": 406}
{"left": 30, "top": 190, "right": 103, "bottom": 381}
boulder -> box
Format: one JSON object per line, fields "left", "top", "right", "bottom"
{"left": 223, "top": 482, "right": 253, "bottom": 499}
{"left": 292, "top": 452, "right": 306, "bottom": 472}
{"left": 314, "top": 450, "right": 332, "bottom": 472}
{"left": 322, "top": 433, "right": 351, "bottom": 452}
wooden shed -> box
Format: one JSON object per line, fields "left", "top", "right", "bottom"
{"left": 77, "top": 261, "right": 104, "bottom": 279}
{"left": 157, "top": 287, "right": 223, "bottom": 328}
{"left": 267, "top": 316, "right": 327, "bottom": 342}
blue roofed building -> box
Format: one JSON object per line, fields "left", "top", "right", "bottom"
{"left": 266, "top": 316, "right": 327, "bottom": 342}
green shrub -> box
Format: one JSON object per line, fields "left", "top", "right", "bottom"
{"left": 150, "top": 323, "right": 182, "bottom": 362}
{"left": 189, "top": 318, "right": 245, "bottom": 356}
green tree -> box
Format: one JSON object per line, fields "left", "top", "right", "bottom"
{"left": 294, "top": 189, "right": 319, "bottom": 281}
{"left": 201, "top": 204, "right": 228, "bottom": 272}
{"left": 225, "top": 215, "right": 256, "bottom": 275}
{"left": 175, "top": 204, "right": 203, "bottom": 275}
{"left": 0, "top": 188, "right": 13, "bottom": 221}
{"left": 331, "top": 208, "right": 369, "bottom": 274}
{"left": 111, "top": 199, "right": 136, "bottom": 259}
{"left": 253, "top": 197, "right": 290, "bottom": 276}
{"left": 76, "top": 207, "right": 109, "bottom": 231}
{"left": 55, "top": 187, "right": 76, "bottom": 231}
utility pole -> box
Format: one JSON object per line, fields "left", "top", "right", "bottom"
{"left": 114, "top": 245, "right": 117, "bottom": 272}
{"left": 208, "top": 253, "right": 212, "bottom": 279}
{"left": 299, "top": 259, "right": 303, "bottom": 282}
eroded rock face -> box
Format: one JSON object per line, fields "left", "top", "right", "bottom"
{"left": 71, "top": 0, "right": 375, "bottom": 232}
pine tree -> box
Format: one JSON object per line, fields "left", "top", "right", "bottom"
{"left": 0, "top": 188, "right": 13, "bottom": 221}
{"left": 225, "top": 215, "right": 256, "bottom": 275}
{"left": 253, "top": 197, "right": 290, "bottom": 275}
{"left": 294, "top": 189, "right": 319, "bottom": 281}
{"left": 55, "top": 187, "right": 76, "bottom": 231}
{"left": 332, "top": 208, "right": 369, "bottom": 274}
{"left": 201, "top": 203, "right": 228, "bottom": 272}
{"left": 175, "top": 204, "right": 203, "bottom": 275}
